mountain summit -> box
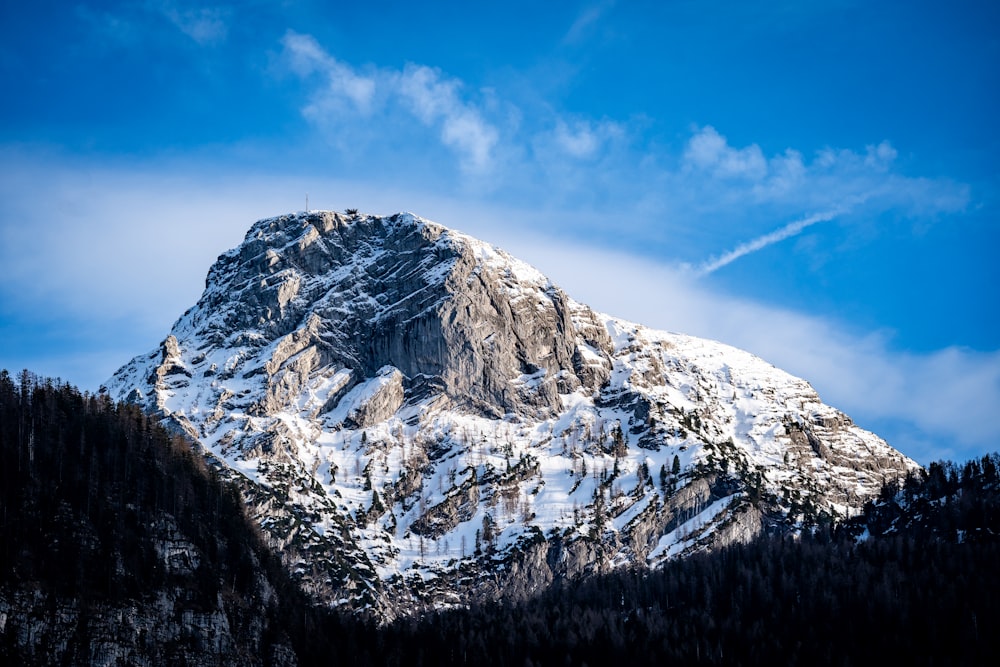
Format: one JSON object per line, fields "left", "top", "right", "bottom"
{"left": 108, "top": 210, "right": 917, "bottom": 618}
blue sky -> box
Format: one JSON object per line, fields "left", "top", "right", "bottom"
{"left": 1, "top": 0, "right": 997, "bottom": 464}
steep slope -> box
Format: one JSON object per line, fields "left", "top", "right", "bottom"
{"left": 844, "top": 454, "right": 1000, "bottom": 542}
{"left": 355, "top": 469, "right": 1000, "bottom": 667}
{"left": 107, "top": 210, "right": 917, "bottom": 618}
{"left": 0, "top": 372, "right": 303, "bottom": 666}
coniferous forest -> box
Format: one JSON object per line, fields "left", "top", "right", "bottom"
{"left": 2, "top": 371, "right": 999, "bottom": 665}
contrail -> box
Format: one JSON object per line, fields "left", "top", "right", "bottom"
{"left": 695, "top": 208, "right": 843, "bottom": 277}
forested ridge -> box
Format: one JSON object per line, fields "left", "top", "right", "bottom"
{"left": 361, "top": 507, "right": 999, "bottom": 666}
{"left": 2, "top": 371, "right": 998, "bottom": 665}
{"left": 0, "top": 371, "right": 312, "bottom": 665}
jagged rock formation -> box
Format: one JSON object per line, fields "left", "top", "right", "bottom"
{"left": 106, "top": 210, "right": 918, "bottom": 619}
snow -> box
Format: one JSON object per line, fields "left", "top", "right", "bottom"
{"left": 647, "top": 494, "right": 741, "bottom": 563}
{"left": 105, "top": 209, "right": 920, "bottom": 603}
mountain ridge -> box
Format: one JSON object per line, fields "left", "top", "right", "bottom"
{"left": 107, "top": 209, "right": 918, "bottom": 618}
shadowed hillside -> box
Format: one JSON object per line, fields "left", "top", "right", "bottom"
{"left": 3, "top": 369, "right": 998, "bottom": 666}
{"left": 0, "top": 371, "right": 318, "bottom": 665}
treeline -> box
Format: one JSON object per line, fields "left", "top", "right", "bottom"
{"left": 346, "top": 457, "right": 1000, "bottom": 666}
{"left": 852, "top": 454, "right": 1000, "bottom": 542}
{"left": 0, "top": 370, "right": 318, "bottom": 664}
{"left": 2, "top": 370, "right": 999, "bottom": 666}
{"left": 0, "top": 370, "right": 278, "bottom": 601}
{"left": 353, "top": 537, "right": 997, "bottom": 666}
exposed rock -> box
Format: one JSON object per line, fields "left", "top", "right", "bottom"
{"left": 0, "top": 588, "right": 297, "bottom": 667}
{"left": 345, "top": 367, "right": 405, "bottom": 429}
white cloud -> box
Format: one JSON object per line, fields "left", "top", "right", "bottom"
{"left": 280, "top": 31, "right": 329, "bottom": 76}
{"left": 864, "top": 140, "right": 898, "bottom": 169}
{"left": 667, "top": 126, "right": 973, "bottom": 274}
{"left": 156, "top": 2, "right": 230, "bottom": 45}
{"left": 694, "top": 208, "right": 843, "bottom": 276}
{"left": 547, "top": 118, "right": 624, "bottom": 159}
{"left": 563, "top": 0, "right": 617, "bottom": 44}
{"left": 0, "top": 152, "right": 300, "bottom": 333}
{"left": 278, "top": 35, "right": 498, "bottom": 173}
{"left": 684, "top": 125, "right": 769, "bottom": 180}
{"left": 275, "top": 35, "right": 968, "bottom": 238}
{"left": 680, "top": 125, "right": 969, "bottom": 216}
{"left": 396, "top": 65, "right": 460, "bottom": 123}
{"left": 396, "top": 65, "right": 499, "bottom": 172}
{"left": 281, "top": 31, "right": 376, "bottom": 113}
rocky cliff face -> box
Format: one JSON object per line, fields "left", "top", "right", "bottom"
{"left": 0, "top": 566, "right": 297, "bottom": 667}
{"left": 107, "top": 210, "right": 918, "bottom": 619}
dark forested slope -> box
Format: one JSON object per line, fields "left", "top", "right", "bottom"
{"left": 2, "top": 369, "right": 998, "bottom": 666}
{"left": 0, "top": 370, "right": 316, "bottom": 665}
{"left": 352, "top": 454, "right": 1000, "bottom": 666}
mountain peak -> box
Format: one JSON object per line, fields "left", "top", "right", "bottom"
{"left": 108, "top": 209, "right": 917, "bottom": 619}
{"left": 166, "top": 209, "right": 583, "bottom": 421}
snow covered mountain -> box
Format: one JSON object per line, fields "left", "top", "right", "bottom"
{"left": 107, "top": 210, "right": 918, "bottom": 618}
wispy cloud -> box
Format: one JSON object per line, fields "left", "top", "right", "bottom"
{"left": 684, "top": 125, "right": 769, "bottom": 180}
{"left": 396, "top": 65, "right": 499, "bottom": 172}
{"left": 281, "top": 31, "right": 376, "bottom": 113}
{"left": 275, "top": 33, "right": 970, "bottom": 242}
{"left": 675, "top": 126, "right": 970, "bottom": 272}
{"left": 563, "top": 0, "right": 617, "bottom": 44}
{"left": 0, "top": 151, "right": 294, "bottom": 332}
{"left": 76, "top": 2, "right": 231, "bottom": 47}
{"left": 546, "top": 117, "right": 624, "bottom": 159}
{"left": 279, "top": 31, "right": 498, "bottom": 174}
{"left": 679, "top": 125, "right": 969, "bottom": 214}
{"left": 694, "top": 209, "right": 843, "bottom": 276}
{"left": 153, "top": 1, "right": 231, "bottom": 45}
